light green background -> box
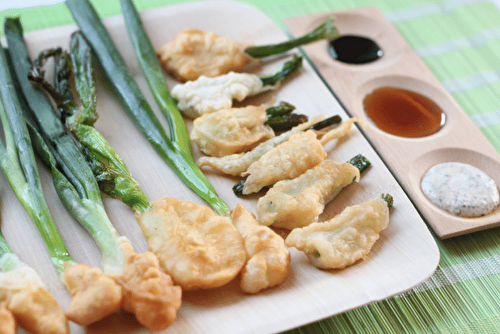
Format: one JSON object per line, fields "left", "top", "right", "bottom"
{"left": 2, "top": 1, "right": 500, "bottom": 333}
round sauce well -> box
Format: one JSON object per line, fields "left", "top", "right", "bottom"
{"left": 363, "top": 86, "right": 446, "bottom": 138}
{"left": 329, "top": 35, "right": 383, "bottom": 64}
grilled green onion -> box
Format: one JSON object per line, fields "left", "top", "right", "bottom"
{"left": 65, "top": 0, "right": 230, "bottom": 216}
{"left": 244, "top": 16, "right": 340, "bottom": 58}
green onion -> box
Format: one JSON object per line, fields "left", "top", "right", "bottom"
{"left": 65, "top": 0, "right": 230, "bottom": 216}
{"left": 0, "top": 42, "right": 74, "bottom": 273}
{"left": 0, "top": 231, "right": 22, "bottom": 273}
{"left": 232, "top": 180, "right": 246, "bottom": 198}
{"left": 244, "top": 16, "right": 340, "bottom": 58}
{"left": 0, "top": 232, "right": 10, "bottom": 263}
{"left": 347, "top": 154, "right": 371, "bottom": 174}
{"left": 120, "top": 0, "right": 191, "bottom": 155}
{"left": 6, "top": 17, "right": 182, "bottom": 330}
{"left": 4, "top": 16, "right": 121, "bottom": 271}
{"left": 30, "top": 31, "right": 152, "bottom": 214}
{"left": 308, "top": 115, "right": 342, "bottom": 130}
{"left": 260, "top": 54, "right": 303, "bottom": 87}
{"left": 265, "top": 113, "right": 309, "bottom": 131}
{"left": 382, "top": 193, "right": 394, "bottom": 208}
{"left": 265, "top": 101, "right": 296, "bottom": 116}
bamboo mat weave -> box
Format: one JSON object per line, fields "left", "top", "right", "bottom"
{"left": 2, "top": 0, "right": 500, "bottom": 333}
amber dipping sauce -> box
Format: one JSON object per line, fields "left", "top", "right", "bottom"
{"left": 363, "top": 87, "right": 446, "bottom": 138}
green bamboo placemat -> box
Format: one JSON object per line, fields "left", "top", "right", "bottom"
{"left": 2, "top": 0, "right": 500, "bottom": 333}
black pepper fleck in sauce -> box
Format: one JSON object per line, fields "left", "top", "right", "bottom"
{"left": 363, "top": 86, "right": 446, "bottom": 138}
{"left": 329, "top": 35, "right": 383, "bottom": 64}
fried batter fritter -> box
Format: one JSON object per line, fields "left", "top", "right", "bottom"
{"left": 257, "top": 159, "right": 360, "bottom": 229}
{"left": 136, "top": 197, "right": 247, "bottom": 290}
{"left": 61, "top": 263, "right": 122, "bottom": 326}
{"left": 113, "top": 238, "right": 182, "bottom": 331}
{"left": 157, "top": 29, "right": 254, "bottom": 82}
{"left": 191, "top": 104, "right": 274, "bottom": 157}
{"left": 285, "top": 197, "right": 390, "bottom": 269}
{"left": 231, "top": 204, "right": 290, "bottom": 294}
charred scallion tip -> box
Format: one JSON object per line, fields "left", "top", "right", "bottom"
{"left": 66, "top": 0, "right": 230, "bottom": 216}
{"left": 232, "top": 180, "right": 246, "bottom": 197}
{"left": 265, "top": 113, "right": 308, "bottom": 132}
{"left": 244, "top": 16, "right": 340, "bottom": 58}
{"left": 265, "top": 101, "right": 296, "bottom": 117}
{"left": 260, "top": 54, "right": 303, "bottom": 87}
{"left": 381, "top": 193, "right": 394, "bottom": 208}
{"left": 347, "top": 154, "right": 371, "bottom": 174}
{"left": 307, "top": 115, "right": 342, "bottom": 131}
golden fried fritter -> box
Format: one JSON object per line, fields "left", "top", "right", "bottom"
{"left": 0, "top": 265, "right": 68, "bottom": 334}
{"left": 113, "top": 238, "right": 182, "bottom": 331}
{"left": 285, "top": 197, "right": 390, "bottom": 269}
{"left": 191, "top": 104, "right": 274, "bottom": 157}
{"left": 136, "top": 198, "right": 247, "bottom": 290}
{"left": 257, "top": 159, "right": 360, "bottom": 229}
{"left": 242, "top": 130, "right": 326, "bottom": 195}
{"left": 157, "top": 29, "right": 254, "bottom": 82}
{"left": 61, "top": 263, "right": 122, "bottom": 326}
{"left": 197, "top": 115, "right": 327, "bottom": 176}
{"left": 231, "top": 204, "right": 290, "bottom": 294}
{"left": 171, "top": 71, "right": 271, "bottom": 118}
{"left": 0, "top": 302, "right": 15, "bottom": 334}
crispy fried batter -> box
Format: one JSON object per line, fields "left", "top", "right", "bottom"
{"left": 171, "top": 71, "right": 270, "bottom": 118}
{"left": 61, "top": 263, "right": 122, "bottom": 326}
{"left": 240, "top": 117, "right": 364, "bottom": 195}
{"left": 191, "top": 104, "right": 274, "bottom": 157}
{"left": 242, "top": 130, "right": 326, "bottom": 195}
{"left": 257, "top": 159, "right": 360, "bottom": 229}
{"left": 285, "top": 197, "right": 390, "bottom": 269}
{"left": 0, "top": 265, "right": 68, "bottom": 334}
{"left": 197, "top": 115, "right": 328, "bottom": 176}
{"left": 318, "top": 117, "right": 365, "bottom": 145}
{"left": 231, "top": 204, "right": 290, "bottom": 294}
{"left": 135, "top": 197, "right": 247, "bottom": 290}
{"left": 113, "top": 238, "right": 182, "bottom": 331}
{"left": 0, "top": 302, "right": 15, "bottom": 334}
{"left": 157, "top": 29, "right": 254, "bottom": 82}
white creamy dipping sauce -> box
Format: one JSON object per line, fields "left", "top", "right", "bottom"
{"left": 421, "top": 162, "right": 499, "bottom": 217}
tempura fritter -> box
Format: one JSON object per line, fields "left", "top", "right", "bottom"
{"left": 285, "top": 197, "right": 390, "bottom": 269}
{"left": 157, "top": 29, "right": 254, "bottom": 82}
{"left": 231, "top": 204, "right": 290, "bottom": 294}
{"left": 256, "top": 159, "right": 360, "bottom": 229}
{"left": 191, "top": 104, "right": 274, "bottom": 157}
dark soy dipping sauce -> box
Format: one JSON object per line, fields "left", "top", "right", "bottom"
{"left": 363, "top": 87, "right": 446, "bottom": 138}
{"left": 329, "top": 35, "right": 383, "bottom": 64}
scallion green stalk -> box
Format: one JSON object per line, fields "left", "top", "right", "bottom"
{"left": 7, "top": 20, "right": 183, "bottom": 330}
{"left": 0, "top": 232, "right": 16, "bottom": 272}
{"left": 120, "top": 0, "right": 191, "bottom": 155}
{"left": 65, "top": 0, "right": 230, "bottom": 216}
{"left": 0, "top": 43, "right": 74, "bottom": 273}
{"left": 29, "top": 31, "right": 152, "bottom": 214}
{"left": 244, "top": 16, "right": 340, "bottom": 58}
{"left": 5, "top": 16, "right": 124, "bottom": 274}
{"left": 260, "top": 54, "right": 303, "bottom": 87}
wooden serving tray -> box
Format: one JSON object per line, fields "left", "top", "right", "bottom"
{"left": 284, "top": 7, "right": 500, "bottom": 239}
{"left": 3, "top": 1, "right": 438, "bottom": 333}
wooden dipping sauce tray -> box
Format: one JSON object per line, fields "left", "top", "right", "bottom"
{"left": 285, "top": 7, "right": 500, "bottom": 239}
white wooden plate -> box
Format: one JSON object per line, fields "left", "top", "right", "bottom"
{"left": 3, "top": 1, "right": 439, "bottom": 333}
